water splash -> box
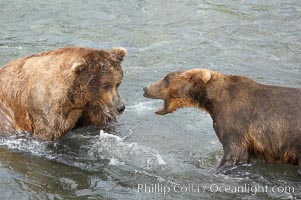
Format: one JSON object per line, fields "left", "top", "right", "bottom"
{"left": 89, "top": 130, "right": 167, "bottom": 171}
{"left": 0, "top": 132, "right": 55, "bottom": 159}
{"left": 0, "top": 130, "right": 167, "bottom": 172}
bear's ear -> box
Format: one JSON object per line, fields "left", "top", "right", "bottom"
{"left": 110, "top": 47, "right": 127, "bottom": 62}
{"left": 186, "top": 69, "right": 212, "bottom": 86}
{"left": 71, "top": 61, "right": 86, "bottom": 73}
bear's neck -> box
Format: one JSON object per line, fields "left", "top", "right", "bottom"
{"left": 192, "top": 73, "right": 229, "bottom": 118}
{"left": 191, "top": 91, "right": 214, "bottom": 115}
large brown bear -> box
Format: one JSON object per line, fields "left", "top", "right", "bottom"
{"left": 0, "top": 46, "right": 127, "bottom": 141}
{"left": 143, "top": 68, "right": 301, "bottom": 174}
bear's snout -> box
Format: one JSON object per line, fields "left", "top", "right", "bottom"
{"left": 116, "top": 104, "right": 125, "bottom": 114}
{"left": 143, "top": 87, "right": 148, "bottom": 93}
{"left": 143, "top": 87, "right": 149, "bottom": 97}
{"left": 143, "top": 86, "right": 159, "bottom": 99}
{"left": 143, "top": 86, "right": 151, "bottom": 98}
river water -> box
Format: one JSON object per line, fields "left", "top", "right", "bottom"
{"left": 0, "top": 0, "right": 300, "bottom": 199}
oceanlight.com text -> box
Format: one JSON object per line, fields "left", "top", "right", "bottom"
{"left": 137, "top": 183, "right": 295, "bottom": 196}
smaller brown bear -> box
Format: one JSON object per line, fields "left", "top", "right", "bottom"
{"left": 0, "top": 46, "right": 127, "bottom": 141}
{"left": 143, "top": 68, "right": 301, "bottom": 174}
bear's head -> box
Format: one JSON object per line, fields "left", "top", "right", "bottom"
{"left": 71, "top": 47, "right": 127, "bottom": 127}
{"left": 143, "top": 68, "right": 212, "bottom": 115}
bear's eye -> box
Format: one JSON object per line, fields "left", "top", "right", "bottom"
{"left": 103, "top": 84, "right": 111, "bottom": 91}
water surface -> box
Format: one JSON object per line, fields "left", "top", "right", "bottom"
{"left": 0, "top": 0, "right": 300, "bottom": 199}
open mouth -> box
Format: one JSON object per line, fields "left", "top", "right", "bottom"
{"left": 143, "top": 89, "right": 168, "bottom": 115}
{"left": 154, "top": 100, "right": 167, "bottom": 115}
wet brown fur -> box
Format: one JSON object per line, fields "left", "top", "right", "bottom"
{"left": 0, "top": 46, "right": 126, "bottom": 141}
{"left": 144, "top": 68, "right": 301, "bottom": 173}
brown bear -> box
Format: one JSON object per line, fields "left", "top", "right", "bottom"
{"left": 0, "top": 46, "right": 127, "bottom": 141}
{"left": 143, "top": 68, "right": 301, "bottom": 174}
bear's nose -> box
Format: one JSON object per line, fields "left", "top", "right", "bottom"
{"left": 117, "top": 104, "right": 125, "bottom": 114}
{"left": 143, "top": 87, "right": 148, "bottom": 93}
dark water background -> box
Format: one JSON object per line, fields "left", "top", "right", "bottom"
{"left": 0, "top": 0, "right": 300, "bottom": 199}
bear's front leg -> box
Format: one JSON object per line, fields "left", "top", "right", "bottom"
{"left": 217, "top": 143, "right": 249, "bottom": 173}
{"left": 213, "top": 119, "right": 250, "bottom": 173}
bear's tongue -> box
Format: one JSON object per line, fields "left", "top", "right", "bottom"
{"left": 155, "top": 100, "right": 165, "bottom": 114}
